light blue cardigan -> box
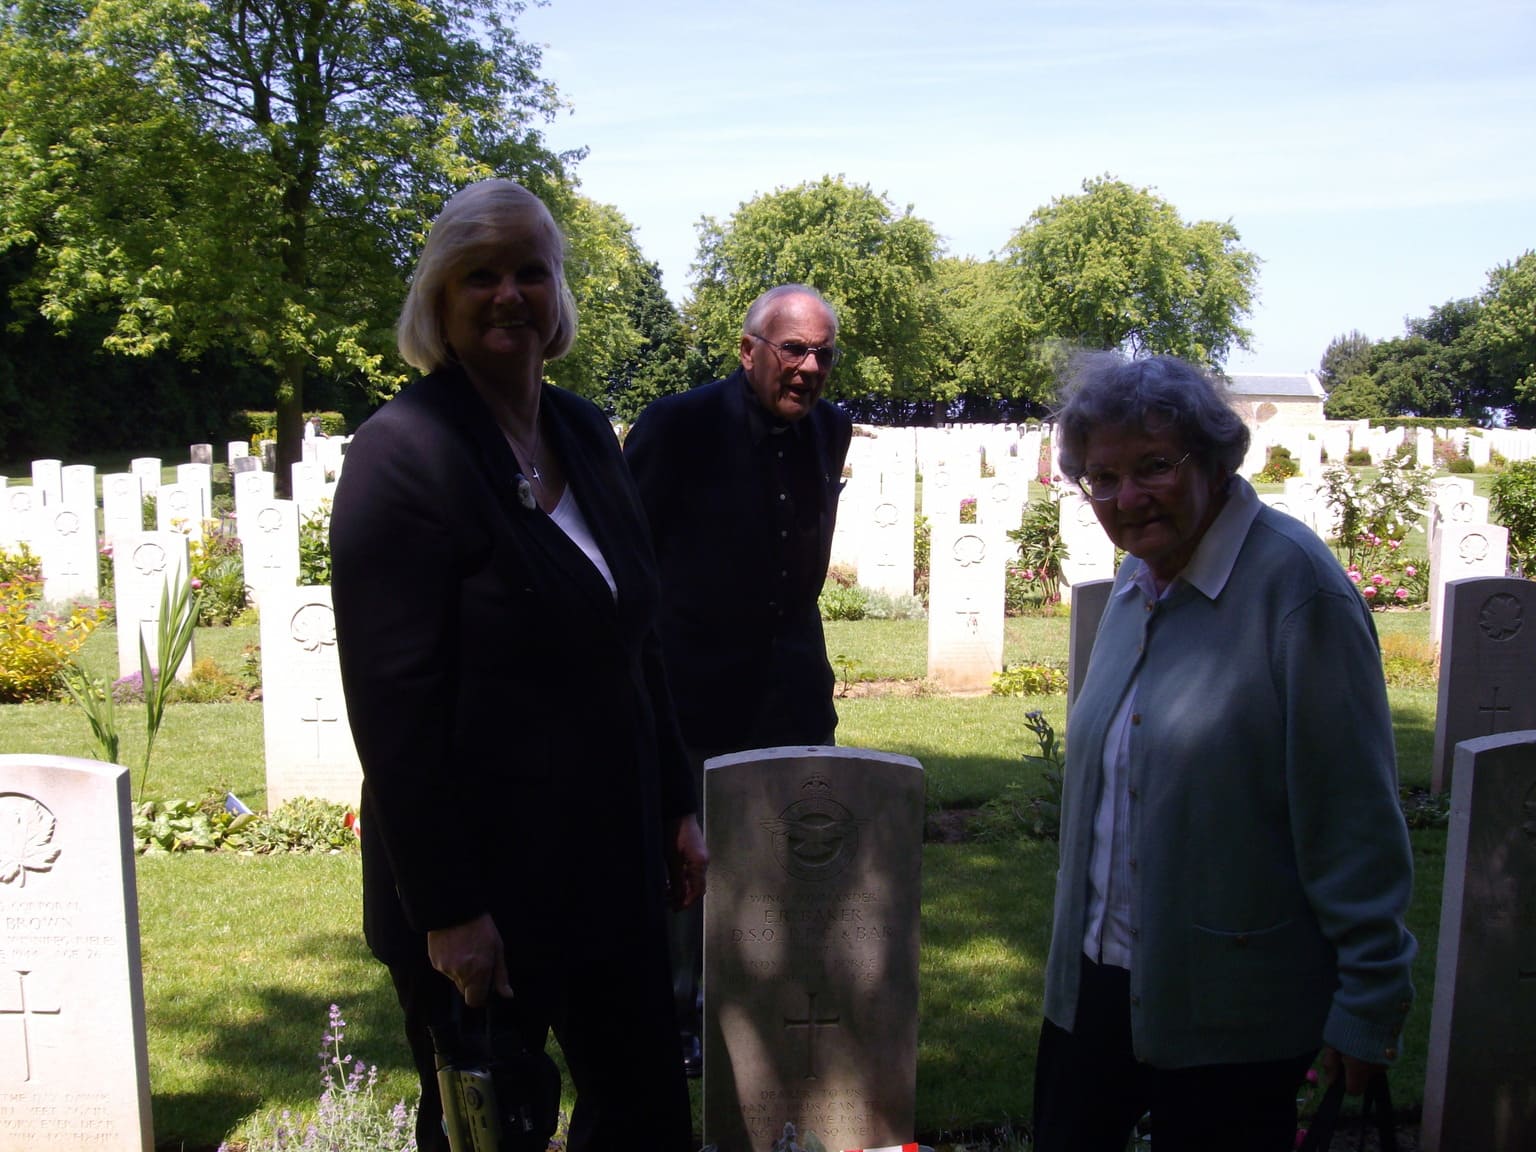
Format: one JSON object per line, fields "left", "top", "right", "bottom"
{"left": 1042, "top": 486, "right": 1416, "bottom": 1068}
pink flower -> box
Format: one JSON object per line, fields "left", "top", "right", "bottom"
{"left": 1347, "top": 570, "right": 1361, "bottom": 584}
{"left": 1388, "top": 539, "right": 1401, "bottom": 550}
{"left": 1305, "top": 1068, "right": 1320, "bottom": 1085}
{"left": 190, "top": 578, "right": 203, "bottom": 590}
{"left": 1405, "top": 565, "right": 1418, "bottom": 577}
{"left": 1363, "top": 586, "right": 1377, "bottom": 598}
{"left": 1022, "top": 568, "right": 1036, "bottom": 581}
{"left": 1371, "top": 574, "right": 1387, "bottom": 586}
{"left": 1395, "top": 588, "right": 1409, "bottom": 601}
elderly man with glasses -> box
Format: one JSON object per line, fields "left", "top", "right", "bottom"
{"left": 623, "top": 283, "right": 852, "bottom": 1076}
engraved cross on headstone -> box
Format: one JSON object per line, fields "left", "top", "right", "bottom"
{"left": 0, "top": 969, "right": 61, "bottom": 1082}
{"left": 301, "top": 694, "right": 339, "bottom": 758}
{"left": 1477, "top": 686, "right": 1513, "bottom": 734}
{"left": 783, "top": 989, "right": 840, "bottom": 1081}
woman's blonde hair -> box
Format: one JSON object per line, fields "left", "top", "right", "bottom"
{"left": 396, "top": 179, "right": 578, "bottom": 373}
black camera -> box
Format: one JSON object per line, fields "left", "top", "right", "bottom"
{"left": 430, "top": 994, "right": 560, "bottom": 1152}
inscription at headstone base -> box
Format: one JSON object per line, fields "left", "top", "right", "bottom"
{"left": 1421, "top": 730, "right": 1536, "bottom": 1152}
{"left": 703, "top": 746, "right": 924, "bottom": 1152}
{"left": 1432, "top": 577, "right": 1536, "bottom": 794}
{"left": 0, "top": 755, "right": 153, "bottom": 1151}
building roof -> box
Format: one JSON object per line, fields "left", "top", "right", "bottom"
{"left": 1227, "top": 373, "right": 1324, "bottom": 400}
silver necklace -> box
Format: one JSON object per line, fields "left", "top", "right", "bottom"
{"left": 504, "top": 416, "right": 543, "bottom": 484}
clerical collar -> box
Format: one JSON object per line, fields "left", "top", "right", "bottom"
{"left": 742, "top": 375, "right": 802, "bottom": 445}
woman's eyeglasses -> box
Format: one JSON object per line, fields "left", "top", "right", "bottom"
{"left": 1077, "top": 452, "right": 1192, "bottom": 501}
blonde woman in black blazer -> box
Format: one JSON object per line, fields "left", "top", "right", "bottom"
{"left": 331, "top": 180, "right": 705, "bottom": 1152}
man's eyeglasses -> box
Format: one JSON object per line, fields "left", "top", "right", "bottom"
{"left": 747, "top": 333, "right": 842, "bottom": 368}
{"left": 1077, "top": 452, "right": 1192, "bottom": 502}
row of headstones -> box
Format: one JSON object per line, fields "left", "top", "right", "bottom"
{"left": 5, "top": 658, "right": 1530, "bottom": 1150}
{"left": 2, "top": 451, "right": 344, "bottom": 608}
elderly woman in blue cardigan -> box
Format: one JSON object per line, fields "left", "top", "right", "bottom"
{"left": 1032, "top": 353, "right": 1415, "bottom": 1152}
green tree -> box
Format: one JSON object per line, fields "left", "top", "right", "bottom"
{"left": 1003, "top": 175, "right": 1259, "bottom": 368}
{"left": 929, "top": 256, "right": 1052, "bottom": 421}
{"left": 546, "top": 195, "right": 647, "bottom": 405}
{"left": 686, "top": 176, "right": 944, "bottom": 422}
{"left": 601, "top": 258, "right": 695, "bottom": 424}
{"left": 1318, "top": 330, "right": 1375, "bottom": 393}
{"left": 0, "top": 0, "right": 567, "bottom": 491}
{"left": 1473, "top": 250, "right": 1536, "bottom": 426}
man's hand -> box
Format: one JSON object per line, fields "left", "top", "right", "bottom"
{"left": 667, "top": 815, "right": 708, "bottom": 911}
{"left": 427, "top": 913, "right": 512, "bottom": 1007}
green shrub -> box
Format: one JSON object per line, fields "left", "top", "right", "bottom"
{"left": 1346, "top": 448, "right": 1373, "bottom": 466}
{"left": 0, "top": 562, "right": 106, "bottom": 702}
{"left": 1490, "top": 458, "right": 1536, "bottom": 575}
{"left": 818, "top": 582, "right": 868, "bottom": 621}
{"left": 1256, "top": 444, "right": 1301, "bottom": 482}
{"left": 245, "top": 797, "right": 358, "bottom": 853}
{"left": 990, "top": 663, "right": 1068, "bottom": 696}
{"left": 190, "top": 532, "right": 249, "bottom": 625}
{"left": 299, "top": 500, "right": 332, "bottom": 585}
{"left": 1446, "top": 456, "right": 1476, "bottom": 474}
{"left": 171, "top": 657, "right": 256, "bottom": 703}
{"left": 1007, "top": 493, "right": 1066, "bottom": 604}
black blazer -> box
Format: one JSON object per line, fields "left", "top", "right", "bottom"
{"left": 623, "top": 370, "right": 852, "bottom": 749}
{"left": 331, "top": 368, "right": 694, "bottom": 966}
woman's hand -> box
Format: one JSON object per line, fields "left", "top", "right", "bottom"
{"left": 427, "top": 914, "right": 513, "bottom": 1007}
{"left": 667, "top": 815, "right": 708, "bottom": 911}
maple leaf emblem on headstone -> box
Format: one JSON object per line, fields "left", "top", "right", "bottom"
{"left": 0, "top": 794, "right": 62, "bottom": 888}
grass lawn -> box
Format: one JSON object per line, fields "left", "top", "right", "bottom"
{"left": 0, "top": 609, "right": 1453, "bottom": 1149}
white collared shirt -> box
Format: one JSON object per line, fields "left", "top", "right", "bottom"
{"left": 1081, "top": 476, "right": 1262, "bottom": 969}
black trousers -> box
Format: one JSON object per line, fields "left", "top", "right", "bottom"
{"left": 1032, "top": 954, "right": 1315, "bottom": 1152}
{"left": 388, "top": 935, "right": 692, "bottom": 1152}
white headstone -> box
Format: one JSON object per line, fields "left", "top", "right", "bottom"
{"left": 29, "top": 459, "right": 62, "bottom": 506}
{"left": 233, "top": 471, "right": 276, "bottom": 536}
{"left": 154, "top": 484, "right": 203, "bottom": 543}
{"left": 112, "top": 532, "right": 194, "bottom": 681}
{"left": 1, "top": 486, "right": 39, "bottom": 552}
{"left": 258, "top": 584, "right": 362, "bottom": 808}
{"left": 0, "top": 755, "right": 154, "bottom": 1151}
{"left": 1057, "top": 490, "right": 1115, "bottom": 604}
{"left": 188, "top": 443, "right": 213, "bottom": 467}
{"left": 241, "top": 500, "right": 300, "bottom": 606}
{"left": 59, "top": 465, "right": 95, "bottom": 510}
{"left": 227, "top": 441, "right": 251, "bottom": 469}
{"left": 926, "top": 521, "right": 1006, "bottom": 692}
{"left": 38, "top": 504, "right": 99, "bottom": 606}
{"left": 100, "top": 474, "right": 143, "bottom": 546}
{"left": 174, "top": 463, "right": 213, "bottom": 524}
{"left": 128, "top": 458, "right": 161, "bottom": 493}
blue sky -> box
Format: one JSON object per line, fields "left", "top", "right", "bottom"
{"left": 518, "top": 0, "right": 1535, "bottom": 374}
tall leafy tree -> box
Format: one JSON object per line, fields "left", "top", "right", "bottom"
{"left": 686, "top": 176, "right": 944, "bottom": 421}
{"left": 1473, "top": 250, "right": 1536, "bottom": 426}
{"left": 1317, "top": 330, "right": 1375, "bottom": 394}
{"left": 0, "top": 0, "right": 568, "bottom": 489}
{"left": 929, "top": 256, "right": 1051, "bottom": 422}
{"left": 1003, "top": 175, "right": 1259, "bottom": 368}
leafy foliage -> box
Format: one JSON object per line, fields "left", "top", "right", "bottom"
{"left": 1319, "top": 460, "right": 1433, "bottom": 568}
{"left": 1004, "top": 175, "right": 1259, "bottom": 369}
{"left": 1489, "top": 458, "right": 1536, "bottom": 575}
{"left": 0, "top": 0, "right": 569, "bottom": 486}
{"left": 975, "top": 708, "right": 1066, "bottom": 841}
{"left": 0, "top": 560, "right": 106, "bottom": 702}
{"left": 688, "top": 176, "right": 945, "bottom": 422}
{"left": 818, "top": 581, "right": 869, "bottom": 621}
{"left": 299, "top": 501, "right": 333, "bottom": 586}
{"left": 1255, "top": 444, "right": 1301, "bottom": 482}
{"left": 1007, "top": 492, "right": 1068, "bottom": 605}
{"left": 989, "top": 664, "right": 1068, "bottom": 696}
